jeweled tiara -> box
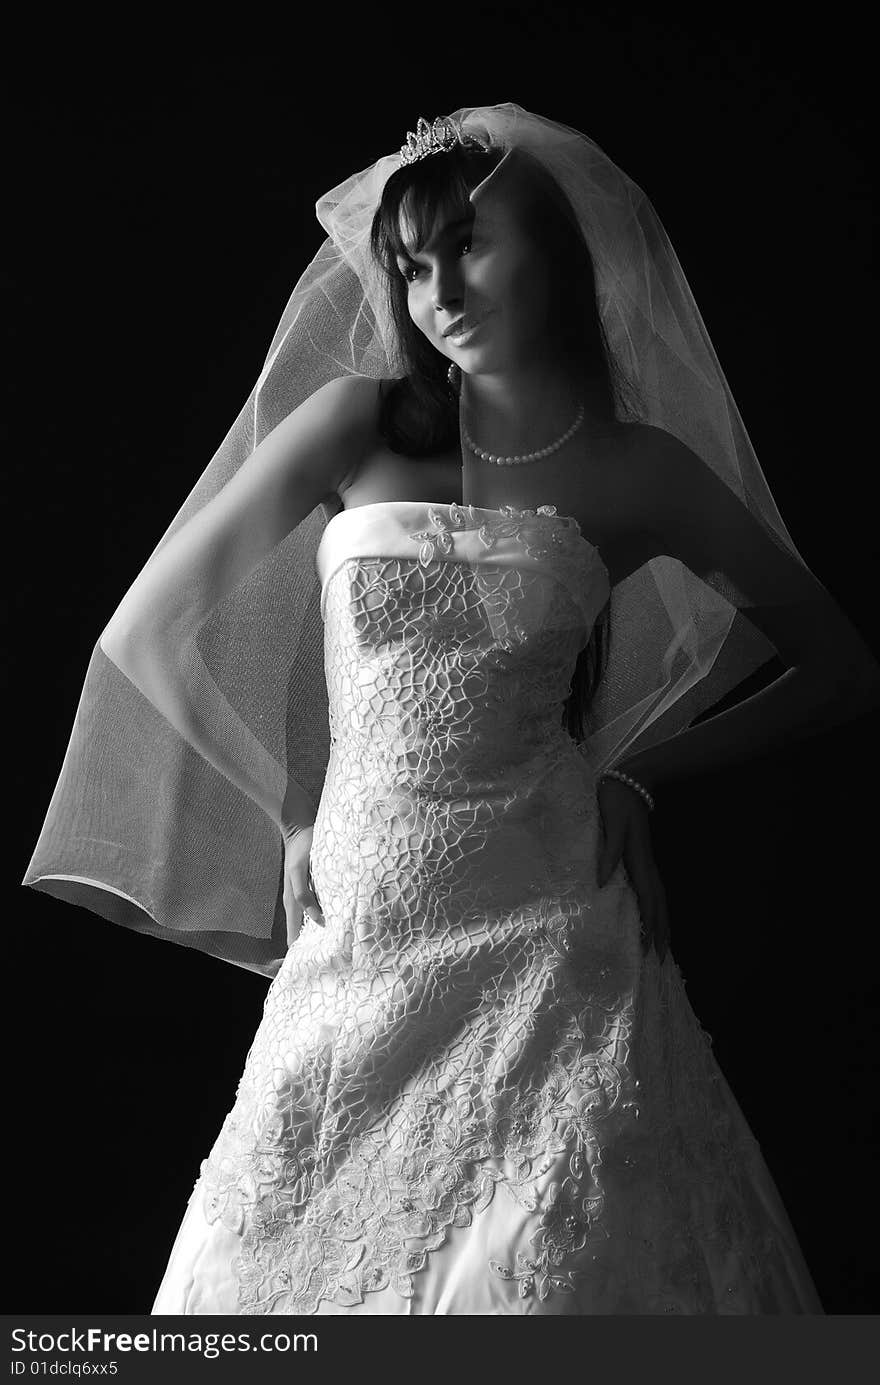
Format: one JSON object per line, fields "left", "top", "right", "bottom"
{"left": 399, "top": 115, "right": 491, "bottom": 167}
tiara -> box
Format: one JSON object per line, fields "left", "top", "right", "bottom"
{"left": 399, "top": 115, "right": 490, "bottom": 167}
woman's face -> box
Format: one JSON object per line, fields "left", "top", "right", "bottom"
{"left": 395, "top": 179, "right": 555, "bottom": 377}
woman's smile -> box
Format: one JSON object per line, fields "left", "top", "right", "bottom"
{"left": 445, "top": 312, "right": 491, "bottom": 348}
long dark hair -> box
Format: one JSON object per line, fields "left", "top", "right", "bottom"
{"left": 369, "top": 144, "right": 643, "bottom": 744}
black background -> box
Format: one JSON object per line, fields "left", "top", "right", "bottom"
{"left": 7, "top": 9, "right": 878, "bottom": 1315}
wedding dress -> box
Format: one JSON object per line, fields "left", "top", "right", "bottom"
{"left": 150, "top": 499, "right": 823, "bottom": 1316}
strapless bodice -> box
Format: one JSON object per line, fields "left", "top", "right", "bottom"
{"left": 315, "top": 500, "right": 610, "bottom": 627}
{"left": 312, "top": 499, "right": 610, "bottom": 796}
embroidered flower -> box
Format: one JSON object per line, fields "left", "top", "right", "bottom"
{"left": 534, "top": 1178, "right": 593, "bottom": 1263}
{"left": 496, "top": 1092, "right": 554, "bottom": 1155}
{"left": 408, "top": 503, "right": 582, "bottom": 567}
{"left": 489, "top": 1246, "right": 585, "bottom": 1301}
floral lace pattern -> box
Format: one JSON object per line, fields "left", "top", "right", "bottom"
{"left": 186, "top": 506, "right": 821, "bottom": 1315}
{"left": 408, "top": 501, "right": 585, "bottom": 566}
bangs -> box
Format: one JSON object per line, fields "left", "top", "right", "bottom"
{"left": 374, "top": 147, "right": 502, "bottom": 266}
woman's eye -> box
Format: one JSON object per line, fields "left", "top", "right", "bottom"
{"left": 400, "top": 240, "right": 472, "bottom": 283}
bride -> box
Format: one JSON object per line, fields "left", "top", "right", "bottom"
{"left": 23, "top": 106, "right": 878, "bottom": 1314}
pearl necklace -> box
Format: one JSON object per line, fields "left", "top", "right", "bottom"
{"left": 462, "top": 403, "right": 585, "bottom": 466}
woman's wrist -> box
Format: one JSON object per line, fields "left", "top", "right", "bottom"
{"left": 600, "top": 767, "right": 655, "bottom": 812}
{"left": 280, "top": 776, "right": 317, "bottom": 844}
{"left": 281, "top": 821, "right": 314, "bottom": 844}
{"left": 609, "top": 754, "right": 657, "bottom": 797}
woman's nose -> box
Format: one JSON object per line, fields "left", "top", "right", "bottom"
{"left": 431, "top": 263, "right": 463, "bottom": 312}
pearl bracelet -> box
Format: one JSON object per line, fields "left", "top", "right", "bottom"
{"left": 599, "top": 767, "right": 655, "bottom": 812}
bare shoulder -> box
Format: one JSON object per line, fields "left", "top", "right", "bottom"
{"left": 292, "top": 375, "right": 383, "bottom": 503}
{"left": 623, "top": 421, "right": 684, "bottom": 464}
{"left": 310, "top": 373, "right": 383, "bottom": 419}
{"left": 624, "top": 422, "right": 701, "bottom": 477}
{"left": 331, "top": 377, "right": 409, "bottom": 502}
{"left": 611, "top": 422, "right": 701, "bottom": 519}
{"left": 279, "top": 374, "right": 382, "bottom": 454}
{"left": 585, "top": 421, "right": 671, "bottom": 517}
{"left": 573, "top": 423, "right": 690, "bottom": 583}
{"left": 314, "top": 373, "right": 397, "bottom": 439}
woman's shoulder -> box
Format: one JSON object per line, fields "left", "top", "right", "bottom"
{"left": 321, "top": 373, "right": 398, "bottom": 395}
{"left": 304, "top": 375, "right": 388, "bottom": 455}
{"left": 611, "top": 422, "right": 693, "bottom": 487}
{"left": 600, "top": 422, "right": 713, "bottom": 545}
{"left": 620, "top": 420, "right": 671, "bottom": 450}
{"left": 624, "top": 421, "right": 695, "bottom": 459}
{"left": 310, "top": 374, "right": 401, "bottom": 429}
{"left": 310, "top": 373, "right": 384, "bottom": 409}
{"left": 310, "top": 377, "right": 395, "bottom": 512}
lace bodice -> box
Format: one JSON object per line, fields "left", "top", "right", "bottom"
{"left": 311, "top": 502, "right": 608, "bottom": 799}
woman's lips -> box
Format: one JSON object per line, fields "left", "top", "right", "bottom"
{"left": 445, "top": 315, "right": 488, "bottom": 346}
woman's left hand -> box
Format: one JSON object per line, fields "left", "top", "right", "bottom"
{"left": 596, "top": 777, "right": 670, "bottom": 961}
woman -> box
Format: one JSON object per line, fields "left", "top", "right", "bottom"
{"left": 23, "top": 106, "right": 877, "bottom": 1314}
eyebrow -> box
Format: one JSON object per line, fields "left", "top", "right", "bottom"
{"left": 396, "top": 214, "right": 474, "bottom": 262}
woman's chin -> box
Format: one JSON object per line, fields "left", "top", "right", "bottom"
{"left": 450, "top": 343, "right": 496, "bottom": 373}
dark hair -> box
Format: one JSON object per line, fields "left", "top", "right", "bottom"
{"left": 369, "top": 144, "right": 644, "bottom": 744}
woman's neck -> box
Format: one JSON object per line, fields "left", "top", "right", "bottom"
{"left": 461, "top": 364, "right": 612, "bottom": 454}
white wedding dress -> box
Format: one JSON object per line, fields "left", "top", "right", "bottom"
{"left": 151, "top": 500, "right": 822, "bottom": 1316}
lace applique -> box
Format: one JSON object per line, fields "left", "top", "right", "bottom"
{"left": 491, "top": 1176, "right": 600, "bottom": 1300}
{"left": 202, "top": 1043, "right": 639, "bottom": 1314}
{"left": 199, "top": 945, "right": 776, "bottom": 1315}
{"left": 408, "top": 502, "right": 583, "bottom": 567}
{"left": 190, "top": 526, "right": 812, "bottom": 1316}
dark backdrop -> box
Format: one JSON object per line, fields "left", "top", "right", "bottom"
{"left": 8, "top": 10, "right": 877, "bottom": 1314}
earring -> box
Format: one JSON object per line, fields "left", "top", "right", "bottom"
{"left": 447, "top": 362, "right": 461, "bottom": 394}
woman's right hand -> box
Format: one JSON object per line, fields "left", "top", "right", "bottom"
{"left": 596, "top": 777, "right": 670, "bottom": 962}
{"left": 281, "top": 824, "right": 325, "bottom": 947}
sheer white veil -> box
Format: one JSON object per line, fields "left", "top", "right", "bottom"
{"left": 21, "top": 102, "right": 826, "bottom": 976}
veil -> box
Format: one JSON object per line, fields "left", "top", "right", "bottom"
{"left": 21, "top": 102, "right": 828, "bottom": 977}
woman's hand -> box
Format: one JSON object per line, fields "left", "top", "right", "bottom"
{"left": 596, "top": 778, "right": 670, "bottom": 961}
{"left": 281, "top": 824, "right": 325, "bottom": 948}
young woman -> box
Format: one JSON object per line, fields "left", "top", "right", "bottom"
{"left": 24, "top": 105, "right": 877, "bottom": 1315}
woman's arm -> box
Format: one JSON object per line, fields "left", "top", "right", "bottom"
{"left": 98, "top": 374, "right": 379, "bottom": 832}
{"left": 614, "top": 429, "right": 880, "bottom": 793}
{"left": 616, "top": 662, "right": 871, "bottom": 796}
